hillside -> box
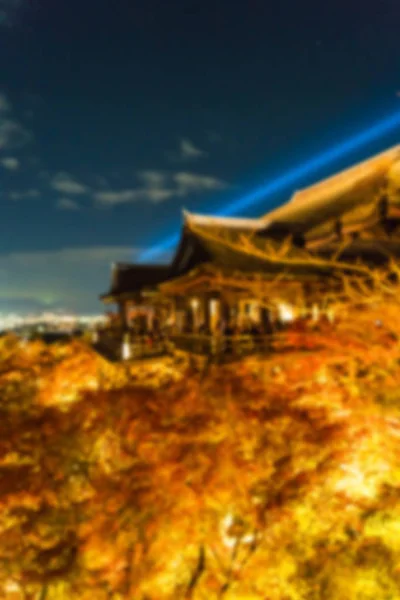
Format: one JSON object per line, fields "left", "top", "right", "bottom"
{"left": 0, "top": 291, "right": 400, "bottom": 599}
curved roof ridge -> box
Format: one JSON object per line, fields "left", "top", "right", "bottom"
{"left": 263, "top": 145, "right": 400, "bottom": 225}
{"left": 183, "top": 210, "right": 265, "bottom": 230}
{"left": 263, "top": 145, "right": 400, "bottom": 230}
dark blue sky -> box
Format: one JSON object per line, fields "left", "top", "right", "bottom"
{"left": 0, "top": 0, "right": 400, "bottom": 312}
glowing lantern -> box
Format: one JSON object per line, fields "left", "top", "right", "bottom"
{"left": 278, "top": 303, "right": 295, "bottom": 323}
{"left": 121, "top": 333, "right": 131, "bottom": 360}
{"left": 190, "top": 298, "right": 200, "bottom": 311}
{"left": 326, "top": 306, "right": 335, "bottom": 323}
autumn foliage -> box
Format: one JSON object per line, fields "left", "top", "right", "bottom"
{"left": 2, "top": 284, "right": 400, "bottom": 598}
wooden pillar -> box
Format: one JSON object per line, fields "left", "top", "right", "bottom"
{"left": 203, "top": 296, "right": 212, "bottom": 334}
{"left": 184, "top": 301, "right": 194, "bottom": 332}
{"left": 167, "top": 298, "right": 176, "bottom": 331}
{"left": 208, "top": 296, "right": 220, "bottom": 356}
{"left": 302, "top": 283, "right": 313, "bottom": 318}
{"left": 247, "top": 300, "right": 260, "bottom": 323}
{"left": 230, "top": 302, "right": 238, "bottom": 329}
{"left": 209, "top": 296, "right": 221, "bottom": 333}
{"left": 237, "top": 300, "right": 245, "bottom": 329}
{"left": 261, "top": 306, "right": 272, "bottom": 334}
{"left": 146, "top": 308, "right": 154, "bottom": 332}
{"left": 118, "top": 301, "right": 128, "bottom": 331}
{"left": 190, "top": 298, "right": 200, "bottom": 330}
{"left": 220, "top": 298, "right": 231, "bottom": 325}
{"left": 153, "top": 306, "right": 162, "bottom": 333}
{"left": 173, "top": 296, "right": 185, "bottom": 333}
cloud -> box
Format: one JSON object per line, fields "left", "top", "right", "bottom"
{"left": 0, "top": 92, "right": 11, "bottom": 112}
{"left": 0, "top": 246, "right": 138, "bottom": 313}
{"left": 173, "top": 172, "right": 230, "bottom": 195}
{"left": 137, "top": 170, "right": 169, "bottom": 189}
{"left": 94, "top": 188, "right": 174, "bottom": 206}
{"left": 6, "top": 247, "right": 134, "bottom": 264}
{"left": 50, "top": 172, "right": 88, "bottom": 195}
{"left": 0, "top": 156, "right": 19, "bottom": 170}
{"left": 9, "top": 189, "right": 40, "bottom": 200}
{"left": 179, "top": 138, "right": 207, "bottom": 160}
{"left": 0, "top": 92, "right": 32, "bottom": 150}
{"left": 167, "top": 138, "right": 208, "bottom": 162}
{"left": 93, "top": 169, "right": 174, "bottom": 205}
{"left": 94, "top": 190, "right": 138, "bottom": 205}
{"left": 0, "top": 118, "right": 33, "bottom": 150}
{"left": 94, "top": 170, "right": 230, "bottom": 206}
{"left": 57, "top": 198, "right": 81, "bottom": 211}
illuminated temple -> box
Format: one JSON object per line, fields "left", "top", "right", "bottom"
{"left": 100, "top": 146, "right": 400, "bottom": 355}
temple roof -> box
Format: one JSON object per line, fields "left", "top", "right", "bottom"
{"left": 168, "top": 212, "right": 269, "bottom": 279}
{"left": 261, "top": 145, "right": 400, "bottom": 241}
{"left": 100, "top": 263, "right": 170, "bottom": 302}
{"left": 316, "top": 237, "right": 400, "bottom": 266}
{"left": 183, "top": 210, "right": 265, "bottom": 231}
{"left": 165, "top": 214, "right": 372, "bottom": 291}
{"left": 101, "top": 145, "right": 400, "bottom": 303}
{"left": 179, "top": 146, "right": 400, "bottom": 254}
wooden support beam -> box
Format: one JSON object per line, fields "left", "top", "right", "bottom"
{"left": 118, "top": 301, "right": 128, "bottom": 331}
{"left": 220, "top": 298, "right": 231, "bottom": 324}
{"left": 203, "top": 296, "right": 212, "bottom": 333}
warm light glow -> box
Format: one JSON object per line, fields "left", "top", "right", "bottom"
{"left": 122, "top": 338, "right": 131, "bottom": 360}
{"left": 220, "top": 513, "right": 256, "bottom": 549}
{"left": 190, "top": 298, "right": 200, "bottom": 311}
{"left": 248, "top": 301, "right": 260, "bottom": 321}
{"left": 210, "top": 299, "right": 219, "bottom": 317}
{"left": 334, "top": 458, "right": 390, "bottom": 500}
{"left": 4, "top": 580, "right": 21, "bottom": 599}
{"left": 335, "top": 464, "right": 375, "bottom": 499}
{"left": 312, "top": 303, "right": 320, "bottom": 322}
{"left": 220, "top": 513, "right": 236, "bottom": 548}
{"left": 315, "top": 368, "right": 329, "bottom": 385}
{"left": 326, "top": 306, "right": 335, "bottom": 323}
{"left": 4, "top": 581, "right": 20, "bottom": 592}
{"left": 278, "top": 302, "right": 295, "bottom": 323}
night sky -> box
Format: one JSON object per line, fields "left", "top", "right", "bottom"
{"left": 1, "top": 0, "right": 400, "bottom": 313}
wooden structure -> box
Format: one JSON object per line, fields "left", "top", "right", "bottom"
{"left": 100, "top": 145, "right": 400, "bottom": 356}
{"left": 101, "top": 264, "right": 170, "bottom": 330}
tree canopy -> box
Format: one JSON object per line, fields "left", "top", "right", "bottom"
{"left": 1, "top": 285, "right": 400, "bottom": 598}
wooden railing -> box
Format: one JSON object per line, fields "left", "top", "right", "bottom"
{"left": 94, "top": 331, "right": 168, "bottom": 361}
{"left": 125, "top": 336, "right": 169, "bottom": 360}
{"left": 94, "top": 329, "right": 321, "bottom": 362}
{"left": 170, "top": 334, "right": 273, "bottom": 357}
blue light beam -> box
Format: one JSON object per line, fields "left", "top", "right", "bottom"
{"left": 140, "top": 108, "right": 400, "bottom": 262}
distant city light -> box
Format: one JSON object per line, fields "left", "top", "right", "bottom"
{"left": 139, "top": 108, "right": 400, "bottom": 262}
{"left": 0, "top": 312, "right": 106, "bottom": 332}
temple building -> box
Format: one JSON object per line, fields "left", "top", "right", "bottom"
{"left": 100, "top": 145, "right": 400, "bottom": 348}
